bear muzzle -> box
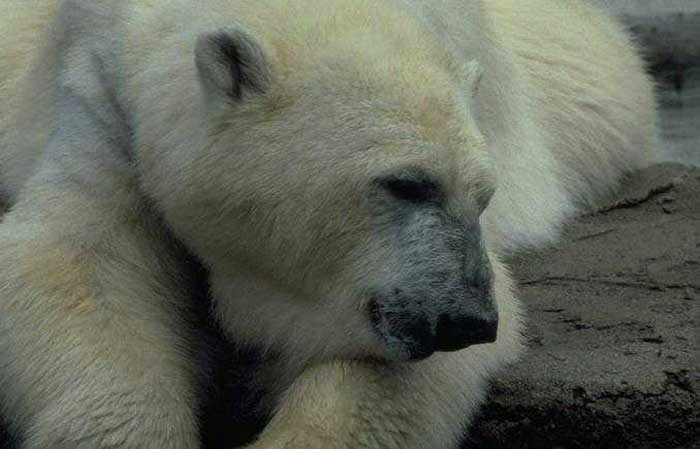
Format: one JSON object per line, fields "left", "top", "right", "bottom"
{"left": 368, "top": 217, "right": 499, "bottom": 360}
{"left": 368, "top": 287, "right": 499, "bottom": 361}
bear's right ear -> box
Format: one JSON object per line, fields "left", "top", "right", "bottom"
{"left": 195, "top": 29, "right": 271, "bottom": 104}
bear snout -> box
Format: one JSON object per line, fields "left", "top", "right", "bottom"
{"left": 434, "top": 311, "right": 498, "bottom": 351}
{"left": 368, "top": 287, "right": 499, "bottom": 361}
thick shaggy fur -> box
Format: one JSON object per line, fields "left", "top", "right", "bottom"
{"left": 0, "top": 0, "right": 657, "bottom": 448}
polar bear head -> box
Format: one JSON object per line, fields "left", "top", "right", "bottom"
{"left": 141, "top": 19, "right": 500, "bottom": 363}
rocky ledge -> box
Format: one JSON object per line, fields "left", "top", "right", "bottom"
{"left": 467, "top": 163, "right": 700, "bottom": 449}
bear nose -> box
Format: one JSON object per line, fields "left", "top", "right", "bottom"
{"left": 433, "top": 312, "right": 498, "bottom": 352}
{"left": 393, "top": 316, "right": 435, "bottom": 360}
{"left": 395, "top": 311, "right": 498, "bottom": 358}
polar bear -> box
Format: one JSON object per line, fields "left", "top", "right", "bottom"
{"left": 0, "top": 0, "right": 657, "bottom": 448}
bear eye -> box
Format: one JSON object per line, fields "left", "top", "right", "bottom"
{"left": 378, "top": 173, "right": 441, "bottom": 204}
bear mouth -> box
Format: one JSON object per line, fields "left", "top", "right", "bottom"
{"left": 367, "top": 295, "right": 498, "bottom": 362}
{"left": 368, "top": 297, "right": 436, "bottom": 361}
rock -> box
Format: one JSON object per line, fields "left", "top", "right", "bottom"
{"left": 467, "top": 163, "right": 700, "bottom": 449}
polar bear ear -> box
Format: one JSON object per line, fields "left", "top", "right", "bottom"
{"left": 463, "top": 59, "right": 483, "bottom": 97}
{"left": 195, "top": 29, "right": 271, "bottom": 103}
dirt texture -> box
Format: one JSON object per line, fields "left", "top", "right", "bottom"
{"left": 467, "top": 163, "right": 700, "bottom": 449}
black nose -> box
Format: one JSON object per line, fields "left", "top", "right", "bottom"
{"left": 433, "top": 312, "right": 498, "bottom": 352}
{"left": 393, "top": 316, "right": 435, "bottom": 360}
{"left": 387, "top": 311, "right": 499, "bottom": 359}
{"left": 369, "top": 293, "right": 499, "bottom": 360}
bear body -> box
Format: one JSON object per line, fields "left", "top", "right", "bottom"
{"left": 0, "top": 0, "right": 657, "bottom": 448}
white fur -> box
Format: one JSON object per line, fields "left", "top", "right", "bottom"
{"left": 0, "top": 0, "right": 657, "bottom": 448}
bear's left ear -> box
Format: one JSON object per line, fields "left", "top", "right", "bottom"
{"left": 195, "top": 28, "right": 271, "bottom": 104}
